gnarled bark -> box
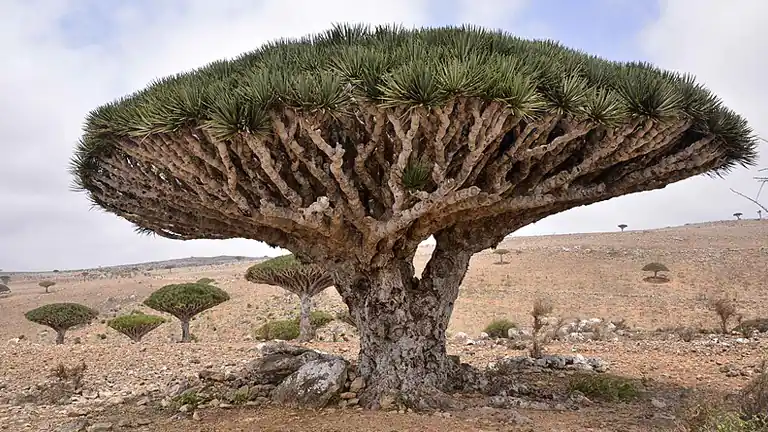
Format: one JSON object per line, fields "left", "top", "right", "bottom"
{"left": 335, "top": 233, "right": 473, "bottom": 410}
{"left": 180, "top": 318, "right": 191, "bottom": 343}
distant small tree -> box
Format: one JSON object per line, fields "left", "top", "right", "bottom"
{"left": 759, "top": 209, "right": 763, "bottom": 220}
{"left": 530, "top": 298, "right": 554, "bottom": 358}
{"left": 492, "top": 249, "right": 510, "bottom": 264}
{"left": 709, "top": 296, "right": 738, "bottom": 334}
{"left": 618, "top": 224, "right": 627, "bottom": 232}
{"left": 642, "top": 262, "right": 669, "bottom": 278}
{"left": 107, "top": 311, "right": 166, "bottom": 342}
{"left": 0, "top": 275, "right": 10, "bottom": 285}
{"left": 196, "top": 277, "right": 215, "bottom": 285}
{"left": 143, "top": 283, "right": 230, "bottom": 343}
{"left": 39, "top": 280, "right": 56, "bottom": 293}
{"left": 80, "top": 271, "right": 89, "bottom": 282}
{"left": 245, "top": 255, "right": 333, "bottom": 341}
{"left": 25, "top": 303, "right": 98, "bottom": 344}
{"left": 734, "top": 212, "right": 743, "bottom": 220}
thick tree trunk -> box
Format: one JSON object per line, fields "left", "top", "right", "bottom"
{"left": 338, "top": 244, "right": 472, "bottom": 410}
{"left": 180, "top": 318, "right": 191, "bottom": 343}
{"left": 298, "top": 294, "right": 313, "bottom": 342}
{"left": 55, "top": 329, "right": 66, "bottom": 345}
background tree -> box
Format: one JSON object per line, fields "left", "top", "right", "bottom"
{"left": 143, "top": 283, "right": 229, "bottom": 342}
{"left": 107, "top": 311, "right": 166, "bottom": 342}
{"left": 709, "top": 295, "right": 738, "bottom": 334}
{"left": 0, "top": 275, "right": 10, "bottom": 285}
{"left": 245, "top": 254, "right": 333, "bottom": 341}
{"left": 25, "top": 303, "right": 98, "bottom": 344}
{"left": 642, "top": 262, "right": 669, "bottom": 278}
{"left": 734, "top": 212, "right": 743, "bottom": 220}
{"left": 492, "top": 248, "right": 510, "bottom": 264}
{"left": 69, "top": 25, "right": 758, "bottom": 409}
{"left": 39, "top": 280, "right": 56, "bottom": 293}
{"left": 618, "top": 224, "right": 627, "bottom": 232}
{"left": 731, "top": 167, "right": 768, "bottom": 214}
{"left": 196, "top": 277, "right": 215, "bottom": 285}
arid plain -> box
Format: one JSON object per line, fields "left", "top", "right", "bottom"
{"left": 1, "top": 219, "right": 766, "bottom": 431}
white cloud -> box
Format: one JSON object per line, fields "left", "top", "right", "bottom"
{"left": 516, "top": 0, "right": 768, "bottom": 237}
{"left": 0, "top": 0, "right": 432, "bottom": 271}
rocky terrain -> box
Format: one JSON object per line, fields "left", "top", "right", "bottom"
{"left": 0, "top": 220, "right": 766, "bottom": 431}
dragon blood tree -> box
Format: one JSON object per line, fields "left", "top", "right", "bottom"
{"left": 245, "top": 254, "right": 334, "bottom": 341}
{"left": 25, "top": 303, "right": 98, "bottom": 344}
{"left": 143, "top": 283, "right": 229, "bottom": 342}
{"left": 70, "top": 25, "right": 757, "bottom": 409}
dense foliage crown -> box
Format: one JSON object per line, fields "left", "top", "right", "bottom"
{"left": 69, "top": 24, "right": 758, "bottom": 267}
{"left": 25, "top": 303, "right": 98, "bottom": 330}
{"left": 143, "top": 283, "right": 230, "bottom": 319}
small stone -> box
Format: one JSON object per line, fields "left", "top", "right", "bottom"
{"left": 86, "top": 423, "right": 113, "bottom": 432}
{"left": 379, "top": 394, "right": 397, "bottom": 411}
{"left": 651, "top": 398, "right": 667, "bottom": 409}
{"left": 219, "top": 403, "right": 233, "bottom": 409}
{"left": 340, "top": 392, "right": 356, "bottom": 400}
{"left": 106, "top": 396, "right": 124, "bottom": 406}
{"left": 192, "top": 411, "right": 201, "bottom": 421}
{"left": 178, "top": 404, "right": 191, "bottom": 413}
{"left": 67, "top": 408, "right": 90, "bottom": 417}
{"left": 136, "top": 419, "right": 152, "bottom": 426}
{"left": 347, "top": 398, "right": 359, "bottom": 406}
{"left": 349, "top": 377, "right": 365, "bottom": 393}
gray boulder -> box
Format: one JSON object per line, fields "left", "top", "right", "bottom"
{"left": 272, "top": 357, "right": 348, "bottom": 408}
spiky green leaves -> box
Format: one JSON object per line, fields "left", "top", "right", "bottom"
{"left": 73, "top": 24, "right": 757, "bottom": 185}
{"left": 25, "top": 303, "right": 98, "bottom": 332}
{"left": 107, "top": 311, "right": 166, "bottom": 342}
{"left": 143, "top": 283, "right": 230, "bottom": 320}
{"left": 245, "top": 254, "right": 333, "bottom": 297}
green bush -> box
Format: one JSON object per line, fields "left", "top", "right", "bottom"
{"left": 196, "top": 277, "right": 215, "bottom": 285}
{"left": 568, "top": 374, "right": 639, "bottom": 402}
{"left": 308, "top": 310, "right": 334, "bottom": 328}
{"left": 483, "top": 318, "right": 516, "bottom": 339}
{"left": 254, "top": 319, "right": 300, "bottom": 341}
{"left": 25, "top": 303, "right": 98, "bottom": 344}
{"left": 108, "top": 312, "right": 166, "bottom": 342}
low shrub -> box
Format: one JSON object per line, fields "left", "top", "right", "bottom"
{"left": 568, "top": 374, "right": 639, "bottom": 402}
{"left": 484, "top": 318, "right": 516, "bottom": 339}
{"left": 254, "top": 319, "right": 300, "bottom": 341}
{"left": 308, "top": 310, "right": 334, "bottom": 328}
{"left": 735, "top": 318, "right": 768, "bottom": 336}
{"left": 679, "top": 327, "right": 697, "bottom": 342}
{"left": 196, "top": 277, "right": 215, "bottom": 285}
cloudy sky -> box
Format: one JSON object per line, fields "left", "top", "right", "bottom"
{"left": 1, "top": 0, "right": 765, "bottom": 272}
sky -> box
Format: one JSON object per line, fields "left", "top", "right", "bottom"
{"left": 0, "top": 0, "right": 766, "bottom": 272}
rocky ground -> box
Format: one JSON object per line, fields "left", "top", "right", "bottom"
{"left": 0, "top": 220, "right": 766, "bottom": 431}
